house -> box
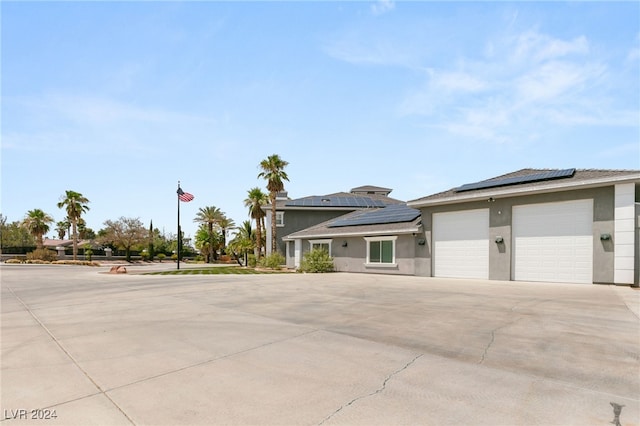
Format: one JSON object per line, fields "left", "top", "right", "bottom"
{"left": 283, "top": 203, "right": 422, "bottom": 274}
{"left": 263, "top": 186, "right": 403, "bottom": 266}
{"left": 407, "top": 168, "right": 640, "bottom": 285}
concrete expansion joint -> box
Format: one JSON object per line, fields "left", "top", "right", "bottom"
{"left": 610, "top": 286, "right": 640, "bottom": 321}
{"left": 318, "top": 353, "right": 423, "bottom": 425}
{"left": 5, "top": 285, "right": 137, "bottom": 426}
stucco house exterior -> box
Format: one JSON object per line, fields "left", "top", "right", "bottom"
{"left": 264, "top": 186, "right": 403, "bottom": 262}
{"left": 283, "top": 203, "right": 422, "bottom": 274}
{"left": 407, "top": 168, "right": 640, "bottom": 285}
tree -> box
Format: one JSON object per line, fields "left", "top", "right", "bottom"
{"left": 99, "top": 217, "right": 147, "bottom": 262}
{"left": 194, "top": 224, "right": 222, "bottom": 262}
{"left": 258, "top": 154, "right": 289, "bottom": 254}
{"left": 193, "top": 206, "right": 223, "bottom": 263}
{"left": 55, "top": 220, "right": 69, "bottom": 240}
{"left": 148, "top": 220, "right": 155, "bottom": 261}
{"left": 227, "top": 221, "right": 254, "bottom": 266}
{"left": 217, "top": 215, "right": 236, "bottom": 254}
{"left": 21, "top": 209, "right": 54, "bottom": 249}
{"left": 244, "top": 187, "right": 268, "bottom": 259}
{"left": 1, "top": 218, "right": 35, "bottom": 250}
{"left": 57, "top": 190, "right": 90, "bottom": 260}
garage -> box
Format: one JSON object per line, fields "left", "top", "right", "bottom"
{"left": 512, "top": 199, "right": 593, "bottom": 284}
{"left": 433, "top": 209, "right": 489, "bottom": 279}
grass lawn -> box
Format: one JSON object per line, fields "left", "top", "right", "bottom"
{"left": 143, "top": 267, "right": 286, "bottom": 275}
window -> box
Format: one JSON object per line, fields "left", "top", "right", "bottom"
{"left": 309, "top": 239, "right": 332, "bottom": 256}
{"left": 365, "top": 236, "right": 397, "bottom": 266}
{"left": 275, "top": 211, "right": 284, "bottom": 227}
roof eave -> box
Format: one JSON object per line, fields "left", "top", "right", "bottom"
{"left": 283, "top": 225, "right": 422, "bottom": 241}
{"left": 407, "top": 174, "right": 640, "bottom": 208}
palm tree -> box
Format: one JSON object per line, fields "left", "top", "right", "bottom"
{"left": 228, "top": 221, "right": 255, "bottom": 266}
{"left": 193, "top": 206, "right": 223, "bottom": 263}
{"left": 55, "top": 220, "right": 69, "bottom": 240}
{"left": 244, "top": 187, "right": 268, "bottom": 259}
{"left": 258, "top": 154, "right": 289, "bottom": 254}
{"left": 57, "top": 190, "right": 90, "bottom": 260}
{"left": 217, "top": 215, "right": 236, "bottom": 254}
{"left": 22, "top": 209, "right": 54, "bottom": 249}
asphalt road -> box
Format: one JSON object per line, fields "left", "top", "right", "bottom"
{"left": 1, "top": 263, "right": 639, "bottom": 425}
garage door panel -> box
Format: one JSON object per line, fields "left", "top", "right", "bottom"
{"left": 433, "top": 209, "right": 489, "bottom": 279}
{"left": 513, "top": 200, "right": 593, "bottom": 284}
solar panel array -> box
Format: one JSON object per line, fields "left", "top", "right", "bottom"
{"left": 328, "top": 204, "right": 420, "bottom": 228}
{"left": 285, "top": 196, "right": 386, "bottom": 208}
{"left": 455, "top": 168, "right": 576, "bottom": 193}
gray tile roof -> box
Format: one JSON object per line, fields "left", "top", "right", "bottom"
{"left": 275, "top": 191, "right": 403, "bottom": 209}
{"left": 408, "top": 168, "right": 640, "bottom": 207}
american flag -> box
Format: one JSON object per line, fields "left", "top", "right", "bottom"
{"left": 177, "top": 187, "right": 194, "bottom": 202}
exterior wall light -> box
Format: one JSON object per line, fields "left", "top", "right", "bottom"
{"left": 342, "top": 241, "right": 348, "bottom": 247}
{"left": 417, "top": 238, "right": 426, "bottom": 245}
{"left": 495, "top": 236, "right": 504, "bottom": 244}
{"left": 600, "top": 234, "right": 611, "bottom": 241}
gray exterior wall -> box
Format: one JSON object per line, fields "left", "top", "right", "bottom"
{"left": 274, "top": 209, "right": 357, "bottom": 256}
{"left": 416, "top": 186, "right": 620, "bottom": 283}
{"left": 297, "top": 234, "right": 417, "bottom": 275}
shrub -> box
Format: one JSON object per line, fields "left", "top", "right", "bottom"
{"left": 299, "top": 249, "right": 334, "bottom": 273}
{"left": 258, "top": 253, "right": 285, "bottom": 270}
{"left": 140, "top": 251, "right": 150, "bottom": 261}
{"left": 26, "top": 248, "right": 58, "bottom": 262}
{"left": 52, "top": 260, "right": 100, "bottom": 266}
{"left": 247, "top": 254, "right": 257, "bottom": 268}
{"left": 157, "top": 253, "right": 166, "bottom": 262}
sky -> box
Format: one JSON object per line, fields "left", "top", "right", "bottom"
{"left": 2, "top": 1, "right": 639, "bottom": 242}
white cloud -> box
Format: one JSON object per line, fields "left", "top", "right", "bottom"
{"left": 627, "top": 32, "right": 640, "bottom": 62}
{"left": 429, "top": 71, "right": 488, "bottom": 93}
{"left": 398, "top": 27, "right": 636, "bottom": 145}
{"left": 512, "top": 31, "right": 589, "bottom": 63}
{"left": 371, "top": 0, "right": 395, "bottom": 16}
{"left": 515, "top": 61, "right": 605, "bottom": 103}
{"left": 3, "top": 93, "right": 218, "bottom": 154}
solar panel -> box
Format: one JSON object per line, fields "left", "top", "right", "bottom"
{"left": 455, "top": 169, "right": 576, "bottom": 192}
{"left": 328, "top": 204, "right": 420, "bottom": 228}
{"left": 285, "top": 196, "right": 386, "bottom": 208}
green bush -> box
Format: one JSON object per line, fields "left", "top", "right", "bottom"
{"left": 258, "top": 252, "right": 285, "bottom": 270}
{"left": 247, "top": 254, "right": 257, "bottom": 268}
{"left": 299, "top": 248, "right": 334, "bottom": 273}
{"left": 26, "top": 248, "right": 58, "bottom": 262}
{"left": 157, "top": 253, "right": 166, "bottom": 262}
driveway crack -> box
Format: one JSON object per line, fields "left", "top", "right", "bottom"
{"left": 318, "top": 353, "right": 423, "bottom": 425}
{"left": 478, "top": 317, "right": 522, "bottom": 364}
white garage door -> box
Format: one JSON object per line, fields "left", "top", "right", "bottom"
{"left": 433, "top": 209, "right": 489, "bottom": 279}
{"left": 513, "top": 199, "right": 593, "bottom": 284}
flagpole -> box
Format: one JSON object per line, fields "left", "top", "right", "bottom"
{"left": 177, "top": 180, "right": 181, "bottom": 270}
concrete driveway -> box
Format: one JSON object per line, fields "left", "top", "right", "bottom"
{"left": 1, "top": 264, "right": 639, "bottom": 425}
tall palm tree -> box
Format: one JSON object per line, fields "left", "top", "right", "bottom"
{"left": 244, "top": 187, "right": 268, "bottom": 259}
{"left": 258, "top": 154, "right": 289, "bottom": 254}
{"left": 57, "top": 191, "right": 90, "bottom": 260}
{"left": 193, "top": 206, "right": 223, "bottom": 263}
{"left": 22, "top": 209, "right": 54, "bottom": 249}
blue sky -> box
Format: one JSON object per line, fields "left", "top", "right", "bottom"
{"left": 2, "top": 1, "right": 639, "bottom": 241}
